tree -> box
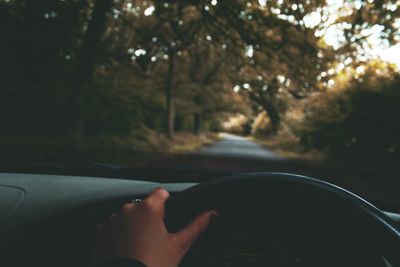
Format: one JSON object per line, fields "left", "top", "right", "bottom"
{"left": 69, "top": 0, "right": 114, "bottom": 144}
{"left": 117, "top": 0, "right": 327, "bottom": 135}
{"left": 4, "top": 0, "right": 398, "bottom": 144}
{"left": 299, "top": 61, "right": 400, "bottom": 163}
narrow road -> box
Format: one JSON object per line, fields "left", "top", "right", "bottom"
{"left": 199, "top": 133, "right": 282, "bottom": 160}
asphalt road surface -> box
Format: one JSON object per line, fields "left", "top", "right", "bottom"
{"left": 142, "top": 133, "right": 400, "bottom": 211}
{"left": 199, "top": 133, "right": 282, "bottom": 160}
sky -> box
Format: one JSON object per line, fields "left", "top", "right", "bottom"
{"left": 287, "top": 0, "right": 400, "bottom": 67}
{"left": 377, "top": 44, "right": 400, "bottom": 67}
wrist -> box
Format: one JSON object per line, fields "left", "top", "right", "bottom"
{"left": 96, "top": 258, "right": 147, "bottom": 267}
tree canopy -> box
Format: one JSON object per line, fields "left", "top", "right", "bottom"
{"left": 0, "top": 0, "right": 399, "bottom": 161}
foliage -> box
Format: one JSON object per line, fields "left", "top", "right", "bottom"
{"left": 299, "top": 65, "right": 400, "bottom": 164}
{"left": 0, "top": 0, "right": 400, "bottom": 160}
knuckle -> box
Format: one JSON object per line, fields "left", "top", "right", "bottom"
{"left": 191, "top": 224, "right": 202, "bottom": 237}
{"left": 152, "top": 187, "right": 170, "bottom": 198}
{"left": 121, "top": 203, "right": 135, "bottom": 215}
{"left": 108, "top": 212, "right": 119, "bottom": 222}
{"left": 94, "top": 223, "right": 105, "bottom": 233}
{"left": 141, "top": 199, "right": 156, "bottom": 211}
{"left": 172, "top": 235, "right": 189, "bottom": 250}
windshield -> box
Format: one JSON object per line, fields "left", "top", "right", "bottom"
{"left": 1, "top": 1, "right": 399, "bottom": 208}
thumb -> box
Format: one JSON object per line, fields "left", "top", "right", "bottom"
{"left": 173, "top": 210, "right": 218, "bottom": 251}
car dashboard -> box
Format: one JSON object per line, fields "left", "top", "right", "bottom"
{"left": 0, "top": 173, "right": 399, "bottom": 267}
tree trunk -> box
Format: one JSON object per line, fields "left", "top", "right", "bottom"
{"left": 248, "top": 91, "right": 281, "bottom": 133}
{"left": 69, "top": 0, "right": 113, "bottom": 145}
{"left": 262, "top": 100, "right": 280, "bottom": 133}
{"left": 193, "top": 113, "right": 201, "bottom": 135}
{"left": 166, "top": 51, "right": 176, "bottom": 139}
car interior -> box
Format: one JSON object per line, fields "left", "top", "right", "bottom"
{"left": 1, "top": 0, "right": 400, "bottom": 266}
{"left": 1, "top": 171, "right": 399, "bottom": 267}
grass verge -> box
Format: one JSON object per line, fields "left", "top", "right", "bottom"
{"left": 0, "top": 131, "right": 220, "bottom": 166}
{"left": 249, "top": 135, "right": 322, "bottom": 161}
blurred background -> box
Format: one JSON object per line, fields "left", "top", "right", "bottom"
{"left": 0, "top": 0, "right": 399, "bottom": 170}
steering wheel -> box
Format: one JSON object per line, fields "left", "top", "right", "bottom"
{"left": 165, "top": 173, "right": 400, "bottom": 266}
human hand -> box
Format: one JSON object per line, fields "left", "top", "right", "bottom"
{"left": 92, "top": 187, "right": 217, "bottom": 267}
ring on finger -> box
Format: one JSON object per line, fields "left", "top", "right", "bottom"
{"left": 131, "top": 198, "right": 143, "bottom": 205}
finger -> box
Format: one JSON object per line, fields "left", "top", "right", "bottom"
{"left": 121, "top": 203, "right": 137, "bottom": 216}
{"left": 146, "top": 187, "right": 170, "bottom": 203}
{"left": 144, "top": 187, "right": 170, "bottom": 216}
{"left": 108, "top": 212, "right": 120, "bottom": 226}
{"left": 173, "top": 210, "right": 217, "bottom": 251}
{"left": 91, "top": 223, "right": 108, "bottom": 266}
{"left": 104, "top": 216, "right": 116, "bottom": 255}
{"left": 106, "top": 213, "right": 120, "bottom": 254}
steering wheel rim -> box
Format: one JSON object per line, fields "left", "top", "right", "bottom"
{"left": 165, "top": 172, "right": 400, "bottom": 265}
